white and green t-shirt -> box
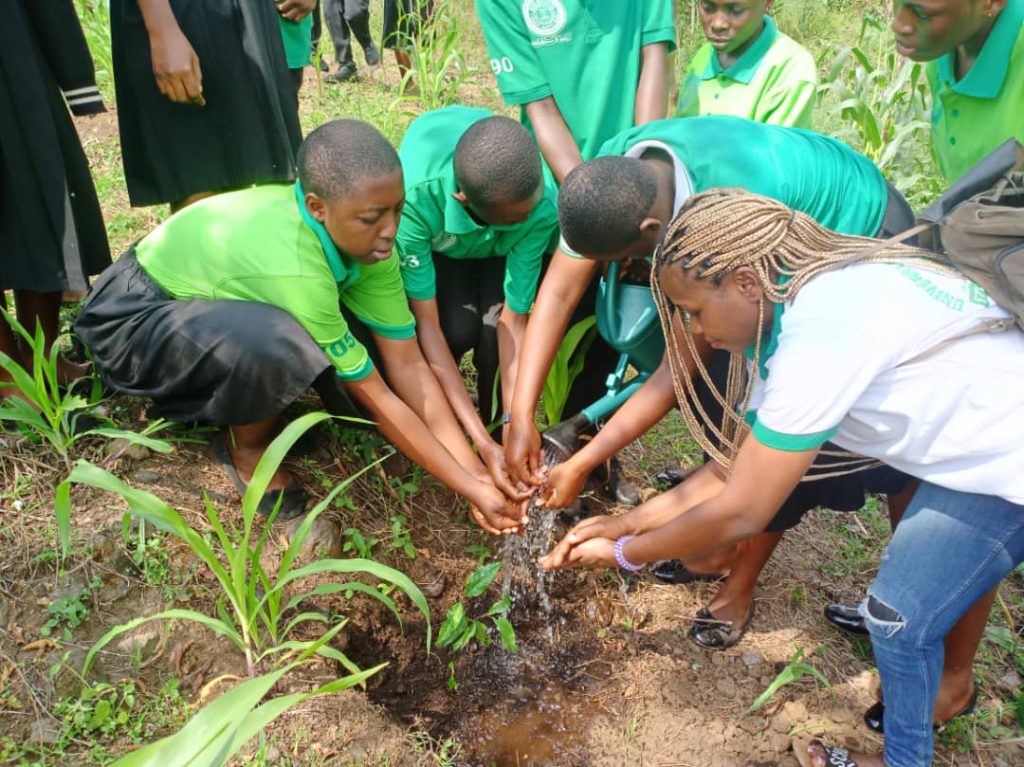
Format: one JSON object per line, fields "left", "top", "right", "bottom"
{"left": 746, "top": 262, "right": 1024, "bottom": 503}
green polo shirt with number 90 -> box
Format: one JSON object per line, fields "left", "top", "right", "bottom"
{"left": 926, "top": 0, "right": 1024, "bottom": 182}
{"left": 396, "top": 106, "right": 560, "bottom": 315}
{"left": 136, "top": 183, "right": 415, "bottom": 382}
{"left": 474, "top": 0, "right": 677, "bottom": 162}
{"left": 675, "top": 16, "right": 817, "bottom": 129}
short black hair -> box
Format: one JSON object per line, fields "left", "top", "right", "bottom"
{"left": 453, "top": 116, "right": 542, "bottom": 208}
{"left": 298, "top": 119, "right": 401, "bottom": 200}
{"left": 559, "top": 157, "right": 657, "bottom": 256}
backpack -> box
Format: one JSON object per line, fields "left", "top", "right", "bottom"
{"left": 918, "top": 138, "right": 1024, "bottom": 332}
{"left": 843, "top": 139, "right": 1024, "bottom": 353}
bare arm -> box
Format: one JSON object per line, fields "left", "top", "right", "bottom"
{"left": 136, "top": 0, "right": 203, "bottom": 103}
{"left": 540, "top": 310, "right": 711, "bottom": 505}
{"left": 524, "top": 97, "right": 584, "bottom": 184}
{"left": 634, "top": 42, "right": 670, "bottom": 125}
{"left": 505, "top": 250, "right": 599, "bottom": 484}
{"left": 624, "top": 439, "right": 816, "bottom": 564}
{"left": 540, "top": 355, "right": 677, "bottom": 505}
{"left": 344, "top": 367, "right": 524, "bottom": 533}
{"left": 375, "top": 335, "right": 485, "bottom": 478}
{"left": 410, "top": 297, "right": 494, "bottom": 452}
{"left": 542, "top": 438, "right": 816, "bottom": 569}
{"left": 496, "top": 305, "right": 529, "bottom": 416}
{"left": 408, "top": 299, "right": 524, "bottom": 499}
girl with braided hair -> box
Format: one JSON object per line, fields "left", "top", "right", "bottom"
{"left": 541, "top": 188, "right": 1024, "bottom": 767}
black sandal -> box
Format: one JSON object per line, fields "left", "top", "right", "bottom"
{"left": 211, "top": 432, "right": 308, "bottom": 520}
{"left": 690, "top": 604, "right": 755, "bottom": 649}
{"left": 793, "top": 738, "right": 860, "bottom": 767}
{"left": 652, "top": 559, "right": 727, "bottom": 585}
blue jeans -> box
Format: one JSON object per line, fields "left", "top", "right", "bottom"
{"left": 860, "top": 482, "right": 1024, "bottom": 766}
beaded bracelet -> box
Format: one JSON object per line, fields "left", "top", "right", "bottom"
{"left": 614, "top": 535, "right": 644, "bottom": 572}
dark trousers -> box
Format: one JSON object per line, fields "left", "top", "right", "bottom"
{"left": 323, "top": 0, "right": 372, "bottom": 67}
{"left": 310, "top": 0, "right": 322, "bottom": 53}
{"left": 433, "top": 253, "right": 505, "bottom": 426}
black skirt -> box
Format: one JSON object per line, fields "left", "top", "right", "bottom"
{"left": 74, "top": 252, "right": 332, "bottom": 425}
{"left": 0, "top": 2, "right": 111, "bottom": 292}
{"left": 111, "top": 0, "right": 303, "bottom": 206}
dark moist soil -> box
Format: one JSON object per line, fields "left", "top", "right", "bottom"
{"left": 2, "top": 405, "right": 1023, "bottom": 766}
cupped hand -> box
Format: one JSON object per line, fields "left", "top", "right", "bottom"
{"left": 469, "top": 481, "right": 528, "bottom": 535}
{"left": 540, "top": 537, "right": 616, "bottom": 570}
{"left": 276, "top": 0, "right": 317, "bottom": 22}
{"left": 539, "top": 514, "right": 629, "bottom": 570}
{"left": 150, "top": 28, "right": 203, "bottom": 104}
{"left": 504, "top": 415, "right": 543, "bottom": 486}
{"left": 479, "top": 440, "right": 531, "bottom": 502}
{"left": 539, "top": 460, "right": 586, "bottom": 509}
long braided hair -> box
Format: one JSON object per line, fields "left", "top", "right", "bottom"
{"left": 651, "top": 188, "right": 951, "bottom": 476}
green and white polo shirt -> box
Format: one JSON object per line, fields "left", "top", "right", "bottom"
{"left": 136, "top": 183, "right": 415, "bottom": 382}
{"left": 927, "top": 0, "right": 1024, "bottom": 182}
{"left": 675, "top": 17, "right": 817, "bottom": 129}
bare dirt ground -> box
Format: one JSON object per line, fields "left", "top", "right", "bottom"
{"left": 2, "top": 398, "right": 1023, "bottom": 765}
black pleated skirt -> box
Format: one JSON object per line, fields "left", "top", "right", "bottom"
{"left": 0, "top": 3, "right": 111, "bottom": 292}
{"left": 74, "top": 252, "right": 332, "bottom": 425}
{"left": 111, "top": 0, "right": 303, "bottom": 206}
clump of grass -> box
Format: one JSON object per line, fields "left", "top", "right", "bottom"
{"left": 72, "top": 411, "right": 430, "bottom": 679}
{"left": 0, "top": 309, "right": 172, "bottom": 554}
{"left": 391, "top": 0, "right": 473, "bottom": 114}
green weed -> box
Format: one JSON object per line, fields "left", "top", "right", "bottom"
{"left": 343, "top": 526, "right": 381, "bottom": 559}
{"left": 0, "top": 310, "right": 173, "bottom": 554}
{"left": 749, "top": 646, "right": 834, "bottom": 713}
{"left": 391, "top": 0, "right": 473, "bottom": 114}
{"left": 541, "top": 315, "right": 598, "bottom": 427}
{"left": 389, "top": 513, "right": 417, "bottom": 559}
{"left": 437, "top": 561, "right": 517, "bottom": 663}
{"left": 70, "top": 412, "right": 430, "bottom": 679}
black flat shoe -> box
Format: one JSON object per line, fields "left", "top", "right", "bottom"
{"left": 652, "top": 559, "right": 726, "bottom": 585}
{"left": 824, "top": 601, "right": 869, "bottom": 637}
{"left": 863, "top": 687, "right": 978, "bottom": 733}
{"left": 690, "top": 604, "right": 754, "bottom": 649}
{"left": 211, "top": 433, "right": 308, "bottom": 520}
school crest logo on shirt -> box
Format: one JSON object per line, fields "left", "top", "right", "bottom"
{"left": 521, "top": 0, "right": 568, "bottom": 38}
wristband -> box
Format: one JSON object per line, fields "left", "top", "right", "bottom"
{"left": 614, "top": 535, "right": 644, "bottom": 572}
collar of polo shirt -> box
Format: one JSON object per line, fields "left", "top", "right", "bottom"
{"left": 701, "top": 16, "right": 779, "bottom": 84}
{"left": 293, "top": 180, "right": 361, "bottom": 289}
{"left": 937, "top": 0, "right": 1023, "bottom": 98}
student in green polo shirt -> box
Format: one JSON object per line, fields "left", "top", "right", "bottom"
{"left": 505, "top": 116, "right": 916, "bottom": 648}
{"left": 676, "top": 0, "right": 817, "bottom": 129}
{"left": 474, "top": 0, "right": 677, "bottom": 182}
{"left": 396, "top": 107, "right": 558, "bottom": 497}
{"left": 891, "top": 0, "right": 1024, "bottom": 182}
{"left": 75, "top": 119, "right": 524, "bottom": 535}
